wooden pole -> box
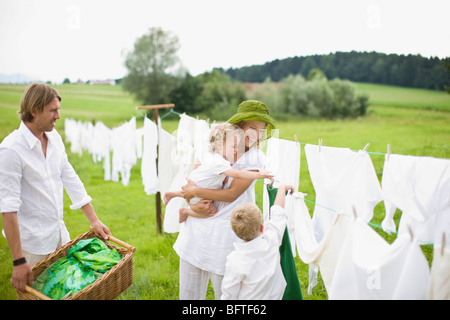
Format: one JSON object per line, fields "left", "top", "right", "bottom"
{"left": 136, "top": 104, "right": 174, "bottom": 234}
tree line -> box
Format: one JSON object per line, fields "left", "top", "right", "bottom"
{"left": 221, "top": 51, "right": 450, "bottom": 91}
{"left": 121, "top": 28, "right": 447, "bottom": 121}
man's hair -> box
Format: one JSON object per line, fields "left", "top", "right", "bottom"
{"left": 230, "top": 203, "right": 262, "bottom": 241}
{"left": 18, "top": 82, "right": 61, "bottom": 122}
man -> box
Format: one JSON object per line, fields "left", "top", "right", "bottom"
{"left": 0, "top": 82, "right": 111, "bottom": 292}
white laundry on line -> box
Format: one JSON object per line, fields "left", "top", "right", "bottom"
{"left": 304, "top": 144, "right": 383, "bottom": 242}
{"left": 141, "top": 117, "right": 158, "bottom": 195}
{"left": 263, "top": 137, "right": 301, "bottom": 256}
{"left": 381, "top": 153, "right": 450, "bottom": 245}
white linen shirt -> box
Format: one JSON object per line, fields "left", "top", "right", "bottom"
{"left": 0, "top": 122, "right": 92, "bottom": 255}
{"left": 221, "top": 205, "right": 287, "bottom": 300}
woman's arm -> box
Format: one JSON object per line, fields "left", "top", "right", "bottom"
{"left": 182, "top": 174, "right": 255, "bottom": 203}
{"left": 223, "top": 168, "right": 273, "bottom": 181}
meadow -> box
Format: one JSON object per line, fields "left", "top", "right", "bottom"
{"left": 0, "top": 82, "right": 449, "bottom": 300}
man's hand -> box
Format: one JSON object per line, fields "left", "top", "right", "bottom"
{"left": 11, "top": 263, "right": 33, "bottom": 292}
{"left": 91, "top": 220, "right": 111, "bottom": 240}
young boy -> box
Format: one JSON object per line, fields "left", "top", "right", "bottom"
{"left": 221, "top": 184, "right": 294, "bottom": 300}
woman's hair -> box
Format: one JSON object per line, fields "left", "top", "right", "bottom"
{"left": 208, "top": 122, "right": 242, "bottom": 152}
{"left": 18, "top": 82, "right": 61, "bottom": 122}
{"left": 230, "top": 203, "right": 262, "bottom": 241}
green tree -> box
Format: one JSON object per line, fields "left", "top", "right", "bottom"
{"left": 168, "top": 73, "right": 204, "bottom": 114}
{"left": 195, "top": 69, "right": 247, "bottom": 120}
{"left": 122, "top": 27, "right": 181, "bottom": 105}
{"left": 443, "top": 61, "right": 450, "bottom": 93}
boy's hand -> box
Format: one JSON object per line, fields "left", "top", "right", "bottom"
{"left": 278, "top": 184, "right": 295, "bottom": 194}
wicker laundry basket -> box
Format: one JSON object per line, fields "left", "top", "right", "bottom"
{"left": 17, "top": 229, "right": 135, "bottom": 300}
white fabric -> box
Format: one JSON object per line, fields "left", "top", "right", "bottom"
{"left": 381, "top": 154, "right": 450, "bottom": 245}
{"left": 187, "top": 151, "right": 232, "bottom": 205}
{"left": 286, "top": 192, "right": 351, "bottom": 291}
{"left": 173, "top": 148, "right": 265, "bottom": 276}
{"left": 304, "top": 144, "right": 383, "bottom": 242}
{"left": 176, "top": 114, "right": 196, "bottom": 169}
{"left": 221, "top": 205, "right": 287, "bottom": 300}
{"left": 162, "top": 115, "right": 198, "bottom": 233}
{"left": 193, "top": 118, "right": 211, "bottom": 161}
{"left": 0, "top": 122, "right": 92, "bottom": 254}
{"left": 111, "top": 117, "right": 137, "bottom": 186}
{"left": 135, "top": 127, "right": 143, "bottom": 159}
{"left": 91, "top": 121, "right": 112, "bottom": 181}
{"left": 179, "top": 258, "right": 224, "bottom": 300}
{"left": 329, "top": 217, "right": 430, "bottom": 300}
{"left": 141, "top": 117, "right": 158, "bottom": 195}
{"left": 64, "top": 118, "right": 83, "bottom": 156}
{"left": 262, "top": 138, "right": 301, "bottom": 256}
{"left": 427, "top": 239, "right": 450, "bottom": 300}
{"left": 157, "top": 123, "right": 177, "bottom": 196}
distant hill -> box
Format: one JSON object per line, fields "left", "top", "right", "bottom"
{"left": 0, "top": 73, "right": 41, "bottom": 84}
{"left": 220, "top": 51, "right": 450, "bottom": 91}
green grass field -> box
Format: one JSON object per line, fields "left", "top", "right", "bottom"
{"left": 0, "top": 82, "right": 449, "bottom": 300}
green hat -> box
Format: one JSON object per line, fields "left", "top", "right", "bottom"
{"left": 227, "top": 100, "right": 276, "bottom": 138}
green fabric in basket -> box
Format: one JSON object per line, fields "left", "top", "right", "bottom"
{"left": 33, "top": 237, "right": 122, "bottom": 300}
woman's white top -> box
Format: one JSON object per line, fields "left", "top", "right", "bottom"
{"left": 173, "top": 148, "right": 265, "bottom": 275}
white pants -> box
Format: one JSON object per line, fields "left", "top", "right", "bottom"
{"left": 179, "top": 259, "right": 224, "bottom": 300}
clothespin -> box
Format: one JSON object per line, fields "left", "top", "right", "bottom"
{"left": 294, "top": 134, "right": 298, "bottom": 143}
{"left": 352, "top": 206, "right": 358, "bottom": 220}
{"left": 441, "top": 232, "right": 446, "bottom": 256}
{"left": 363, "top": 143, "right": 370, "bottom": 152}
{"left": 318, "top": 138, "right": 323, "bottom": 152}
{"left": 387, "top": 144, "right": 391, "bottom": 161}
{"left": 407, "top": 225, "right": 414, "bottom": 241}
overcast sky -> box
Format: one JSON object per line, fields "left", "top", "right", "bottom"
{"left": 0, "top": 0, "right": 449, "bottom": 83}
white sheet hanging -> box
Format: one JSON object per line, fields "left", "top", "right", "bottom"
{"left": 91, "top": 121, "right": 112, "bottom": 181}
{"left": 329, "top": 217, "right": 430, "bottom": 300}
{"left": 163, "top": 114, "right": 198, "bottom": 233}
{"left": 157, "top": 122, "right": 177, "bottom": 196}
{"left": 304, "top": 144, "right": 383, "bottom": 242}
{"left": 141, "top": 117, "right": 158, "bottom": 195}
{"left": 262, "top": 138, "right": 301, "bottom": 255}
{"left": 64, "top": 118, "right": 83, "bottom": 156}
{"left": 427, "top": 235, "right": 450, "bottom": 300}
{"left": 286, "top": 192, "right": 351, "bottom": 293}
{"left": 111, "top": 117, "right": 137, "bottom": 186}
{"left": 381, "top": 154, "right": 450, "bottom": 245}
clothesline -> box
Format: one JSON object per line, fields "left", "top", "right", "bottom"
{"left": 257, "top": 179, "right": 406, "bottom": 243}
{"left": 136, "top": 108, "right": 182, "bottom": 121}
{"left": 258, "top": 139, "right": 437, "bottom": 247}
{"left": 296, "top": 141, "right": 387, "bottom": 156}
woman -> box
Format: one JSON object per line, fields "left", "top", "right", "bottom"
{"left": 173, "top": 100, "right": 276, "bottom": 300}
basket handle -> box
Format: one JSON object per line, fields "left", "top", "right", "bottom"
{"left": 89, "top": 227, "right": 135, "bottom": 252}
{"left": 24, "top": 285, "right": 52, "bottom": 300}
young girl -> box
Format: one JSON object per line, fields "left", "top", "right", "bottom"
{"left": 163, "top": 122, "right": 273, "bottom": 222}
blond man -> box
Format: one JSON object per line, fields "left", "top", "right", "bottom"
{"left": 0, "top": 83, "right": 110, "bottom": 292}
{"left": 221, "top": 184, "right": 294, "bottom": 300}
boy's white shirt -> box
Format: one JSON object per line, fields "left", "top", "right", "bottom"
{"left": 221, "top": 204, "right": 287, "bottom": 300}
